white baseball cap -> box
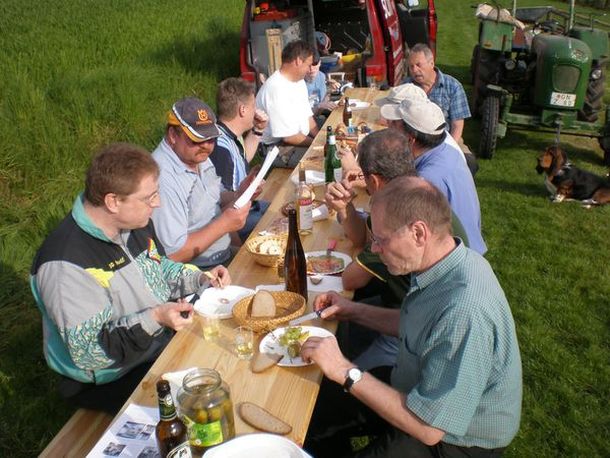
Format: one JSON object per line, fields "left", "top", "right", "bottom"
{"left": 374, "top": 83, "right": 428, "bottom": 107}
{"left": 380, "top": 99, "right": 446, "bottom": 136}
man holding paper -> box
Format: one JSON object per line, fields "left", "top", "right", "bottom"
{"left": 152, "top": 97, "right": 261, "bottom": 268}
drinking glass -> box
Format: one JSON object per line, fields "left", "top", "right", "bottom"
{"left": 197, "top": 312, "right": 220, "bottom": 341}
{"left": 234, "top": 326, "right": 254, "bottom": 360}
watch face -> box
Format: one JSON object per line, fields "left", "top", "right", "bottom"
{"left": 348, "top": 367, "right": 362, "bottom": 382}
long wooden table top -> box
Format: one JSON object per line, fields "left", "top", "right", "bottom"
{"left": 103, "top": 87, "right": 386, "bottom": 451}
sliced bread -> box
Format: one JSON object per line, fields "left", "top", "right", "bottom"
{"left": 238, "top": 402, "right": 292, "bottom": 435}
{"left": 251, "top": 352, "right": 283, "bottom": 373}
{"left": 251, "top": 290, "right": 276, "bottom": 317}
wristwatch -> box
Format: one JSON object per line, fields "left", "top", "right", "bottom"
{"left": 252, "top": 128, "right": 264, "bottom": 136}
{"left": 343, "top": 367, "right": 363, "bottom": 392}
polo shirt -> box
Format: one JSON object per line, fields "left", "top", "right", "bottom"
{"left": 405, "top": 68, "right": 471, "bottom": 126}
{"left": 152, "top": 139, "right": 231, "bottom": 267}
{"left": 210, "top": 122, "right": 248, "bottom": 192}
{"left": 415, "top": 142, "right": 487, "bottom": 255}
{"left": 391, "top": 241, "right": 522, "bottom": 449}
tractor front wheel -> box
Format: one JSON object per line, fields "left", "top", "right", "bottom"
{"left": 578, "top": 69, "right": 605, "bottom": 123}
{"left": 479, "top": 95, "right": 500, "bottom": 159}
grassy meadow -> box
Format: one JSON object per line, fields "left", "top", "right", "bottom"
{"left": 0, "top": 0, "right": 608, "bottom": 456}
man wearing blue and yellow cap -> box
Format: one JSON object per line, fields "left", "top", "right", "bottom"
{"left": 152, "top": 97, "right": 253, "bottom": 268}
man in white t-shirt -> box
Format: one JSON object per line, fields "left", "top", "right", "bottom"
{"left": 256, "top": 40, "right": 319, "bottom": 168}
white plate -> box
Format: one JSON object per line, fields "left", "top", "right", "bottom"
{"left": 203, "top": 433, "right": 312, "bottom": 457}
{"left": 290, "top": 170, "right": 326, "bottom": 186}
{"left": 305, "top": 250, "right": 351, "bottom": 275}
{"left": 259, "top": 326, "right": 334, "bottom": 367}
{"left": 349, "top": 99, "right": 371, "bottom": 110}
{"left": 193, "top": 286, "right": 255, "bottom": 319}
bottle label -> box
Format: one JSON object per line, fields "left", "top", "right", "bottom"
{"left": 333, "top": 167, "right": 342, "bottom": 183}
{"left": 159, "top": 393, "right": 177, "bottom": 421}
{"left": 183, "top": 414, "right": 224, "bottom": 448}
{"left": 328, "top": 136, "right": 336, "bottom": 145}
{"left": 298, "top": 199, "right": 313, "bottom": 231}
{"left": 167, "top": 441, "right": 192, "bottom": 458}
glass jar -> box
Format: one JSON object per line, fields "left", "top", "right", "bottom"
{"left": 176, "top": 368, "right": 235, "bottom": 456}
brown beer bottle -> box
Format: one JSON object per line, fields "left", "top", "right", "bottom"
{"left": 156, "top": 380, "right": 192, "bottom": 458}
{"left": 343, "top": 97, "right": 353, "bottom": 128}
{"left": 284, "top": 208, "right": 308, "bottom": 301}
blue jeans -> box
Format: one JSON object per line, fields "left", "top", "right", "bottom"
{"left": 238, "top": 200, "right": 270, "bottom": 242}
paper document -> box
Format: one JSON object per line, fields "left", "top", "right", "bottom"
{"left": 233, "top": 146, "right": 279, "bottom": 209}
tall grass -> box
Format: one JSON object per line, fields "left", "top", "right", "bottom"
{"left": 0, "top": 0, "right": 608, "bottom": 456}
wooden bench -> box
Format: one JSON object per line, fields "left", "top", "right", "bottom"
{"left": 258, "top": 167, "right": 292, "bottom": 202}
{"left": 39, "top": 408, "right": 113, "bottom": 457}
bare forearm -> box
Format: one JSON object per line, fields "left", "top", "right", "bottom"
{"left": 243, "top": 132, "right": 262, "bottom": 162}
{"left": 450, "top": 120, "right": 464, "bottom": 142}
{"left": 346, "top": 301, "right": 400, "bottom": 337}
{"left": 283, "top": 132, "right": 313, "bottom": 147}
{"left": 338, "top": 203, "right": 368, "bottom": 248}
{"left": 342, "top": 262, "right": 375, "bottom": 291}
{"left": 167, "top": 218, "right": 229, "bottom": 263}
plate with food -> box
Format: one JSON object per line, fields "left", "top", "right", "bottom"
{"left": 289, "top": 170, "right": 325, "bottom": 186}
{"left": 259, "top": 326, "right": 334, "bottom": 367}
{"left": 193, "top": 286, "right": 255, "bottom": 319}
{"left": 305, "top": 250, "right": 351, "bottom": 275}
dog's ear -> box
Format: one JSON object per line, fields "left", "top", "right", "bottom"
{"left": 549, "top": 146, "right": 566, "bottom": 177}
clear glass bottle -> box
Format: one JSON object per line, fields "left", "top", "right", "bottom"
{"left": 324, "top": 127, "right": 342, "bottom": 183}
{"left": 284, "top": 208, "right": 308, "bottom": 301}
{"left": 296, "top": 163, "right": 313, "bottom": 235}
{"left": 343, "top": 96, "right": 353, "bottom": 129}
{"left": 176, "top": 368, "right": 235, "bottom": 456}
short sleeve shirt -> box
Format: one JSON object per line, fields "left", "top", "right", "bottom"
{"left": 152, "top": 139, "right": 231, "bottom": 267}
{"left": 405, "top": 68, "right": 471, "bottom": 126}
{"left": 305, "top": 71, "right": 327, "bottom": 110}
{"left": 391, "top": 241, "right": 522, "bottom": 449}
{"left": 256, "top": 70, "right": 314, "bottom": 145}
{"left": 210, "top": 122, "right": 248, "bottom": 192}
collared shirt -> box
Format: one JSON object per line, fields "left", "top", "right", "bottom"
{"left": 404, "top": 68, "right": 471, "bottom": 126}
{"left": 210, "top": 122, "right": 249, "bottom": 192}
{"left": 415, "top": 141, "right": 487, "bottom": 255}
{"left": 391, "top": 241, "right": 522, "bottom": 449}
{"left": 152, "top": 139, "right": 231, "bottom": 267}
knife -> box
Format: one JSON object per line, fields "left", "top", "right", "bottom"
{"left": 179, "top": 283, "right": 207, "bottom": 318}
{"left": 288, "top": 306, "right": 329, "bottom": 326}
{"left": 326, "top": 239, "right": 337, "bottom": 259}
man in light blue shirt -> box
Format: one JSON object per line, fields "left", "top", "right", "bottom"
{"left": 152, "top": 98, "right": 252, "bottom": 268}
{"left": 305, "top": 51, "right": 337, "bottom": 127}
{"left": 302, "top": 177, "right": 522, "bottom": 457}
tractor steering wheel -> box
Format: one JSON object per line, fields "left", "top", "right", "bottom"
{"left": 534, "top": 19, "right": 565, "bottom": 35}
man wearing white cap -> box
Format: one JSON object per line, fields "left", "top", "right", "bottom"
{"left": 380, "top": 98, "right": 487, "bottom": 255}
{"left": 152, "top": 97, "right": 253, "bottom": 268}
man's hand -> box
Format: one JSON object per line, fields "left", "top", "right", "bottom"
{"left": 317, "top": 100, "right": 338, "bottom": 113}
{"left": 313, "top": 291, "right": 356, "bottom": 321}
{"left": 342, "top": 168, "right": 366, "bottom": 189}
{"left": 325, "top": 180, "right": 356, "bottom": 214}
{"left": 301, "top": 335, "right": 352, "bottom": 383}
{"left": 203, "top": 265, "right": 231, "bottom": 288}
{"left": 253, "top": 109, "right": 268, "bottom": 132}
{"left": 220, "top": 202, "right": 251, "bottom": 232}
{"left": 151, "top": 300, "right": 193, "bottom": 331}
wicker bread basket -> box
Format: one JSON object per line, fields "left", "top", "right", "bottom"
{"left": 232, "top": 291, "right": 306, "bottom": 333}
{"left": 245, "top": 235, "right": 287, "bottom": 267}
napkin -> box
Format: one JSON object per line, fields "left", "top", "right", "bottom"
{"left": 256, "top": 276, "right": 344, "bottom": 293}
{"left": 312, "top": 204, "right": 329, "bottom": 221}
{"left": 162, "top": 367, "right": 198, "bottom": 402}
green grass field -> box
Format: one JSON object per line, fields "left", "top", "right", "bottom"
{"left": 0, "top": 0, "right": 608, "bottom": 456}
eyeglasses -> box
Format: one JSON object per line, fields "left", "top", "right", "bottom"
{"left": 369, "top": 223, "right": 410, "bottom": 247}
{"left": 133, "top": 190, "right": 160, "bottom": 207}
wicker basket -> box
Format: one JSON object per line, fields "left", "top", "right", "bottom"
{"left": 232, "top": 291, "right": 306, "bottom": 333}
{"left": 245, "top": 235, "right": 287, "bottom": 267}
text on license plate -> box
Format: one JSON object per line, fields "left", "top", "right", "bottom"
{"left": 550, "top": 92, "right": 576, "bottom": 107}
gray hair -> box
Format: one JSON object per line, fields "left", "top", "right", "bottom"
{"left": 357, "top": 129, "right": 416, "bottom": 181}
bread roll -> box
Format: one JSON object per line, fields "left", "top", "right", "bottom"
{"left": 238, "top": 402, "right": 292, "bottom": 435}
{"left": 251, "top": 352, "right": 283, "bottom": 373}
{"left": 251, "top": 290, "right": 276, "bottom": 317}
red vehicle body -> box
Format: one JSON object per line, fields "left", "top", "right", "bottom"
{"left": 240, "top": 0, "right": 437, "bottom": 88}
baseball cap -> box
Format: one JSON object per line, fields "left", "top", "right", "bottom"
{"left": 380, "top": 99, "right": 446, "bottom": 135}
{"left": 167, "top": 97, "right": 220, "bottom": 142}
{"left": 374, "top": 83, "right": 428, "bottom": 107}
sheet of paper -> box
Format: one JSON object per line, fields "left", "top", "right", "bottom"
{"left": 86, "top": 404, "right": 160, "bottom": 458}
{"left": 233, "top": 146, "right": 279, "bottom": 209}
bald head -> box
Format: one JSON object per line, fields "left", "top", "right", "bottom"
{"left": 371, "top": 176, "right": 452, "bottom": 236}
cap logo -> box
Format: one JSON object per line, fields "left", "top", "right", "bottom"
{"left": 196, "top": 109, "right": 212, "bottom": 125}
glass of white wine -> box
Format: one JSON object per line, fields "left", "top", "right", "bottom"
{"left": 197, "top": 312, "right": 220, "bottom": 342}
{"left": 234, "top": 326, "right": 254, "bottom": 360}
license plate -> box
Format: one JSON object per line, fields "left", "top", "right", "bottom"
{"left": 550, "top": 92, "right": 576, "bottom": 107}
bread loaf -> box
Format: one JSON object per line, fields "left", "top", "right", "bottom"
{"left": 251, "top": 290, "right": 276, "bottom": 317}
{"left": 238, "top": 402, "right": 292, "bottom": 435}
{"left": 251, "top": 352, "right": 283, "bottom": 373}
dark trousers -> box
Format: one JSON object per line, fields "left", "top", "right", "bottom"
{"left": 304, "top": 368, "right": 505, "bottom": 458}
{"left": 57, "top": 361, "right": 154, "bottom": 415}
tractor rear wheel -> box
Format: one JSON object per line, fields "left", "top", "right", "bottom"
{"left": 578, "top": 69, "right": 605, "bottom": 123}
{"left": 479, "top": 95, "right": 500, "bottom": 159}
{"left": 471, "top": 47, "right": 501, "bottom": 117}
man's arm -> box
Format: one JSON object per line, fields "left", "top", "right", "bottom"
{"left": 300, "top": 336, "right": 445, "bottom": 446}
{"left": 342, "top": 260, "right": 375, "bottom": 291}
{"left": 449, "top": 119, "right": 464, "bottom": 143}
{"left": 167, "top": 203, "right": 251, "bottom": 263}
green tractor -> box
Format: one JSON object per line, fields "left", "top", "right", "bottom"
{"left": 471, "top": 1, "right": 610, "bottom": 164}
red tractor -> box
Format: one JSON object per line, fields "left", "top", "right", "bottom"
{"left": 240, "top": 0, "right": 437, "bottom": 88}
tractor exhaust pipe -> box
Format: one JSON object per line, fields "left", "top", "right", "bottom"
{"left": 568, "top": 0, "right": 575, "bottom": 30}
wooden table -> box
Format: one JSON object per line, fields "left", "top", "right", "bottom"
{"left": 102, "top": 87, "right": 386, "bottom": 451}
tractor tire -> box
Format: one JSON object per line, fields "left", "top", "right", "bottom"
{"left": 578, "top": 69, "right": 605, "bottom": 123}
{"left": 471, "top": 48, "right": 500, "bottom": 117}
{"left": 479, "top": 95, "right": 500, "bottom": 159}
